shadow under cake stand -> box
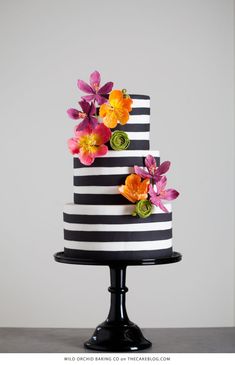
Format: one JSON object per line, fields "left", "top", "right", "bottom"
{"left": 54, "top": 251, "right": 182, "bottom": 352}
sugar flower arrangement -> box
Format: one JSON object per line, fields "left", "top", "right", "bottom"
{"left": 67, "top": 71, "right": 179, "bottom": 215}
{"left": 67, "top": 71, "right": 132, "bottom": 166}
{"left": 119, "top": 155, "right": 179, "bottom": 215}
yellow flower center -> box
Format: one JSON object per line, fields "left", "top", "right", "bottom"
{"left": 79, "top": 134, "right": 99, "bottom": 153}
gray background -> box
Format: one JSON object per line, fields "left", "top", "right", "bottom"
{"left": 0, "top": 0, "right": 234, "bottom": 328}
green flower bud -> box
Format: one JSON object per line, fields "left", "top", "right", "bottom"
{"left": 122, "top": 88, "right": 130, "bottom": 98}
{"left": 110, "top": 130, "right": 130, "bottom": 151}
{"left": 133, "top": 200, "right": 153, "bottom": 218}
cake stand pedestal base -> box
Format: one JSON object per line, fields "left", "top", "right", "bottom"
{"left": 84, "top": 266, "right": 151, "bottom": 352}
{"left": 84, "top": 322, "right": 151, "bottom": 352}
{"left": 54, "top": 251, "right": 182, "bottom": 352}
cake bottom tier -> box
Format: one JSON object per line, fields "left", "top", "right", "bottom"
{"left": 63, "top": 203, "right": 173, "bottom": 261}
{"left": 64, "top": 247, "right": 173, "bottom": 261}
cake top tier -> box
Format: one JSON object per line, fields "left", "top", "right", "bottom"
{"left": 67, "top": 72, "right": 152, "bottom": 165}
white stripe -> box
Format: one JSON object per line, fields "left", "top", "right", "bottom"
{"left": 74, "top": 166, "right": 137, "bottom": 176}
{"left": 97, "top": 150, "right": 160, "bottom": 158}
{"left": 73, "top": 150, "right": 159, "bottom": 159}
{"left": 64, "top": 221, "right": 172, "bottom": 232}
{"left": 64, "top": 239, "right": 172, "bottom": 251}
{"left": 73, "top": 186, "right": 119, "bottom": 194}
{"left": 127, "top": 132, "right": 149, "bottom": 140}
{"left": 128, "top": 115, "right": 150, "bottom": 124}
{"left": 64, "top": 203, "right": 172, "bottom": 215}
{"left": 131, "top": 99, "right": 150, "bottom": 108}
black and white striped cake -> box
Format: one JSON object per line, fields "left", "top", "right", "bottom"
{"left": 63, "top": 95, "right": 173, "bottom": 260}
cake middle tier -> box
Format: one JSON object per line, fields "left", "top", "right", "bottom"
{"left": 73, "top": 150, "right": 160, "bottom": 205}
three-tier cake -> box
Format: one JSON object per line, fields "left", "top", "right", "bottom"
{"left": 63, "top": 72, "right": 179, "bottom": 261}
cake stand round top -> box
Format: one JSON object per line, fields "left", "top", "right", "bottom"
{"left": 54, "top": 251, "right": 182, "bottom": 266}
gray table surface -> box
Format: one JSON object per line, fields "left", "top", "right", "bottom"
{"left": 0, "top": 327, "right": 235, "bottom": 353}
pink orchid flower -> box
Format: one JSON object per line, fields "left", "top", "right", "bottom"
{"left": 77, "top": 70, "right": 113, "bottom": 105}
{"left": 149, "top": 176, "right": 179, "bottom": 213}
{"left": 67, "top": 100, "right": 98, "bottom": 131}
{"left": 68, "top": 123, "right": 111, "bottom": 166}
{"left": 134, "top": 155, "right": 171, "bottom": 183}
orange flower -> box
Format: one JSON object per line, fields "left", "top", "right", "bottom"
{"left": 119, "top": 174, "right": 150, "bottom": 203}
{"left": 99, "top": 90, "right": 133, "bottom": 128}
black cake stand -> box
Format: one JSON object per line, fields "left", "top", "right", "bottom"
{"left": 54, "top": 251, "right": 182, "bottom": 352}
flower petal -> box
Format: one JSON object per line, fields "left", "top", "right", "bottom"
{"left": 77, "top": 80, "right": 93, "bottom": 94}
{"left": 149, "top": 185, "right": 168, "bottom": 212}
{"left": 156, "top": 161, "right": 171, "bottom": 176}
{"left": 103, "top": 110, "right": 118, "bottom": 128}
{"left": 157, "top": 176, "right": 167, "bottom": 192}
{"left": 119, "top": 174, "right": 150, "bottom": 203}
{"left": 95, "top": 144, "right": 108, "bottom": 157}
{"left": 89, "top": 70, "right": 101, "bottom": 88}
{"left": 119, "top": 185, "right": 137, "bottom": 203}
{"left": 123, "top": 97, "right": 133, "bottom": 112}
{"left": 138, "top": 178, "right": 150, "bottom": 194}
{"left": 158, "top": 200, "right": 169, "bottom": 213}
{"left": 67, "top": 108, "right": 80, "bottom": 120}
{"left": 137, "top": 192, "right": 149, "bottom": 201}
{"left": 96, "top": 94, "right": 109, "bottom": 105}
{"left": 79, "top": 100, "right": 90, "bottom": 114}
{"left": 79, "top": 148, "right": 95, "bottom": 166}
{"left": 98, "top": 82, "right": 114, "bottom": 94}
{"left": 99, "top": 103, "right": 109, "bottom": 117}
{"left": 89, "top": 102, "right": 96, "bottom": 116}
{"left": 68, "top": 138, "right": 79, "bottom": 154}
{"left": 74, "top": 126, "right": 92, "bottom": 138}
{"left": 94, "top": 123, "right": 112, "bottom": 144}
{"left": 109, "top": 90, "right": 123, "bottom": 108}
{"left": 89, "top": 116, "right": 99, "bottom": 129}
{"left": 145, "top": 155, "right": 157, "bottom": 173}
{"left": 148, "top": 184, "right": 155, "bottom": 195}
{"left": 115, "top": 108, "right": 129, "bottom": 125}
{"left": 134, "top": 166, "right": 151, "bottom": 179}
{"left": 154, "top": 175, "right": 163, "bottom": 183}
{"left": 75, "top": 117, "right": 90, "bottom": 131}
{"left": 81, "top": 94, "right": 95, "bottom": 102}
{"left": 149, "top": 185, "right": 160, "bottom": 206}
{"left": 125, "top": 174, "right": 142, "bottom": 191}
{"left": 163, "top": 189, "right": 180, "bottom": 201}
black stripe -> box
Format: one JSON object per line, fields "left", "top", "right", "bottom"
{"left": 64, "top": 247, "right": 172, "bottom": 261}
{"left": 130, "top": 108, "right": 150, "bottom": 115}
{"left": 113, "top": 124, "right": 150, "bottom": 132}
{"left": 129, "top": 94, "right": 150, "bottom": 100}
{"left": 64, "top": 212, "right": 172, "bottom": 224}
{"left": 74, "top": 194, "right": 129, "bottom": 205}
{"left": 108, "top": 140, "right": 149, "bottom": 150}
{"left": 64, "top": 229, "right": 172, "bottom": 242}
{"left": 74, "top": 174, "right": 128, "bottom": 186}
{"left": 102, "top": 94, "right": 150, "bottom": 100}
{"left": 74, "top": 156, "right": 160, "bottom": 168}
